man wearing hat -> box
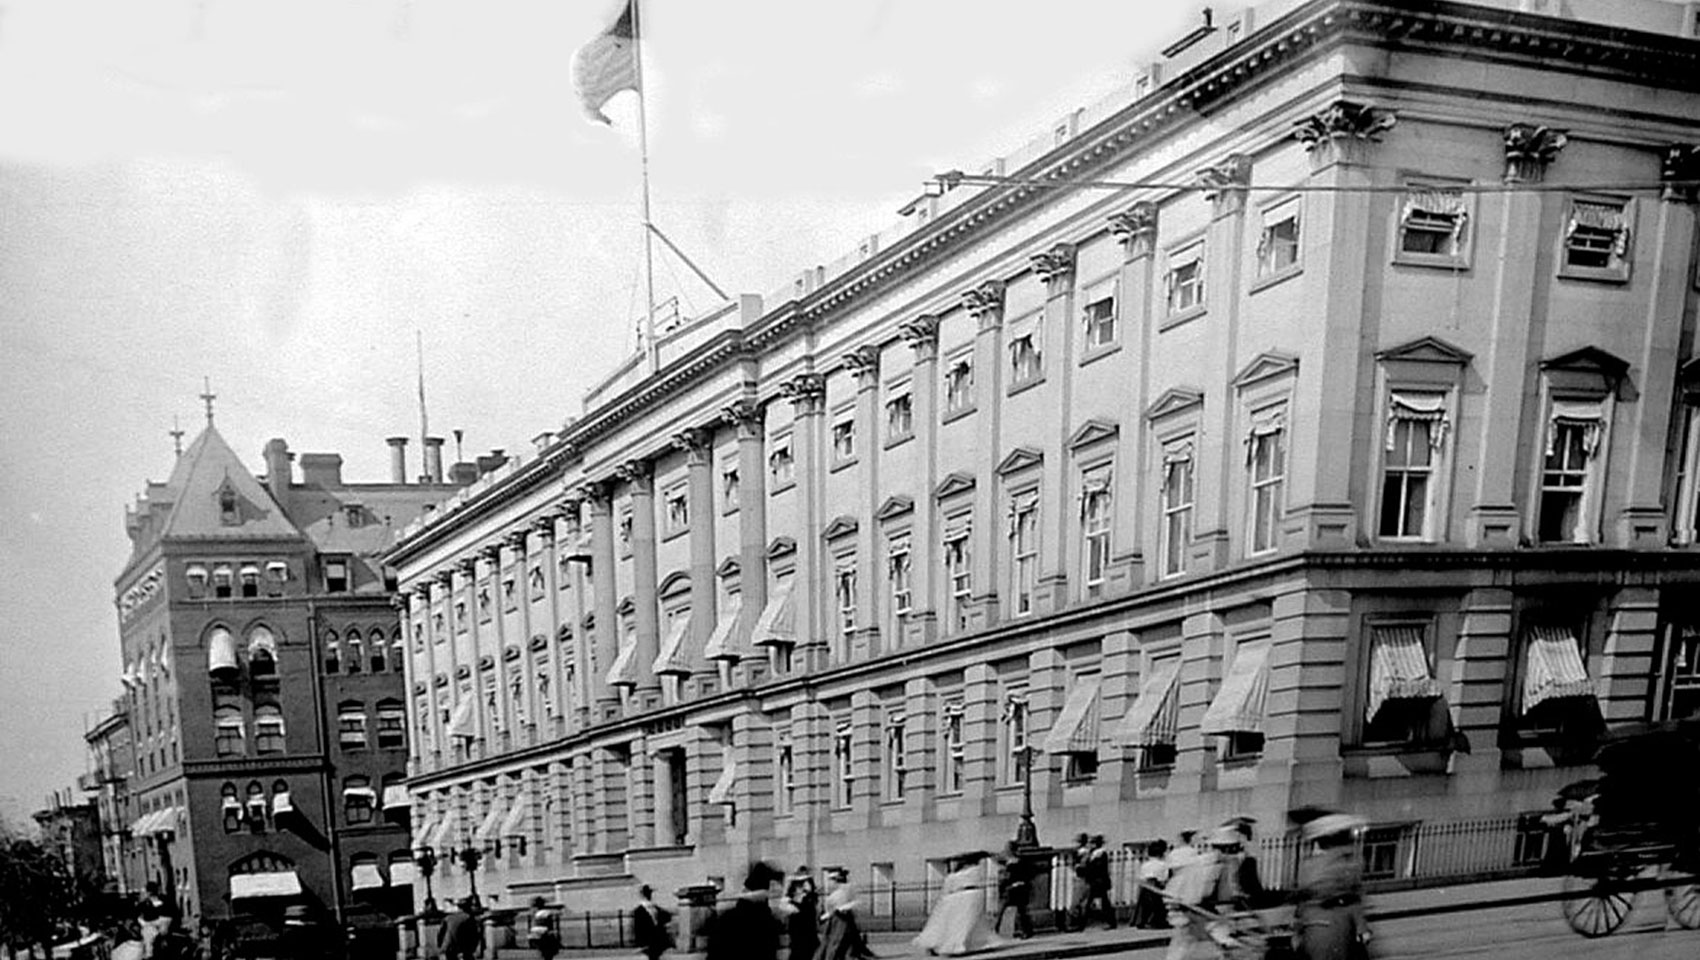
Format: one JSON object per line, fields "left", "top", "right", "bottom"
{"left": 438, "top": 898, "right": 483, "bottom": 960}
{"left": 1292, "top": 813, "right": 1369, "bottom": 960}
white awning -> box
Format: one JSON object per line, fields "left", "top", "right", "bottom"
{"left": 265, "top": 560, "right": 289, "bottom": 578}
{"left": 475, "top": 797, "right": 509, "bottom": 843}
{"left": 1038, "top": 676, "right": 1102, "bottom": 755}
{"left": 221, "top": 797, "right": 244, "bottom": 820}
{"left": 350, "top": 863, "right": 385, "bottom": 891}
{"left": 239, "top": 564, "right": 260, "bottom": 579}
{"left": 753, "top": 579, "right": 798, "bottom": 647}
{"left": 248, "top": 627, "right": 276, "bottom": 658}
{"left": 703, "top": 597, "right": 745, "bottom": 662}
{"left": 1114, "top": 659, "right": 1182, "bottom": 748}
{"left": 1367, "top": 626, "right": 1443, "bottom": 721}
{"left": 186, "top": 565, "right": 208, "bottom": 581}
{"left": 1524, "top": 625, "right": 1594, "bottom": 712}
{"left": 382, "top": 784, "right": 411, "bottom": 811}
{"left": 448, "top": 698, "right": 476, "bottom": 740}
{"left": 271, "top": 791, "right": 295, "bottom": 818}
{"left": 344, "top": 786, "right": 378, "bottom": 805}
{"left": 412, "top": 815, "right": 437, "bottom": 850}
{"left": 135, "top": 807, "right": 181, "bottom": 838}
{"left": 652, "top": 615, "right": 694, "bottom": 677}
{"left": 500, "top": 793, "right": 531, "bottom": 838}
{"left": 128, "top": 812, "right": 152, "bottom": 836}
{"left": 207, "top": 628, "right": 237, "bottom": 678}
{"left": 605, "top": 642, "right": 640, "bottom": 689}
{"left": 389, "top": 861, "right": 417, "bottom": 886}
{"left": 708, "top": 759, "right": 736, "bottom": 805}
{"left": 427, "top": 810, "right": 461, "bottom": 850}
{"left": 1200, "top": 640, "right": 1272, "bottom": 736}
{"left": 230, "top": 871, "right": 302, "bottom": 900}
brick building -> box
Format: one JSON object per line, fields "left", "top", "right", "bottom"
{"left": 81, "top": 704, "right": 143, "bottom": 896}
{"left": 387, "top": 0, "right": 1700, "bottom": 911}
{"left": 112, "top": 417, "right": 457, "bottom": 931}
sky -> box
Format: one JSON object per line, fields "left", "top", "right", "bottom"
{"left": 0, "top": 0, "right": 1200, "bottom": 820}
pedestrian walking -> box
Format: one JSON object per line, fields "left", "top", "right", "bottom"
{"left": 631, "top": 884, "right": 675, "bottom": 960}
{"left": 993, "top": 842, "right": 1035, "bottom": 940}
{"left": 437, "top": 899, "right": 482, "bottom": 960}
{"left": 703, "top": 861, "right": 786, "bottom": 960}
{"left": 816, "top": 867, "right": 877, "bottom": 960}
{"left": 1132, "top": 840, "right": 1171, "bottom": 930}
{"left": 136, "top": 882, "right": 172, "bottom": 959}
{"left": 1163, "top": 833, "right": 1224, "bottom": 960}
{"left": 1214, "top": 820, "right": 1268, "bottom": 910}
{"left": 913, "top": 851, "right": 1004, "bottom": 956}
{"left": 1083, "top": 834, "right": 1116, "bottom": 929}
{"left": 785, "top": 865, "right": 820, "bottom": 960}
{"left": 1066, "top": 832, "right": 1093, "bottom": 931}
{"left": 527, "top": 895, "right": 561, "bottom": 960}
{"left": 1292, "top": 813, "right": 1371, "bottom": 960}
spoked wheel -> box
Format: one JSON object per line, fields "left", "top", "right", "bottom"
{"left": 1665, "top": 880, "right": 1700, "bottom": 929}
{"left": 1562, "top": 872, "right": 1637, "bottom": 937}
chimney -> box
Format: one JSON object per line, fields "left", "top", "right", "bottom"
{"left": 423, "top": 436, "right": 446, "bottom": 484}
{"left": 262, "top": 439, "right": 293, "bottom": 500}
{"left": 449, "top": 462, "right": 480, "bottom": 485}
{"left": 386, "top": 437, "right": 409, "bottom": 484}
{"left": 298, "top": 453, "right": 344, "bottom": 488}
{"left": 476, "top": 449, "right": 509, "bottom": 476}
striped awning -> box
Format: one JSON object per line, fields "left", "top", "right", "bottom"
{"left": 1038, "top": 676, "right": 1102, "bottom": 755}
{"left": 230, "top": 871, "right": 302, "bottom": 900}
{"left": 1114, "top": 659, "right": 1182, "bottom": 748}
{"left": 703, "top": 597, "right": 745, "bottom": 661}
{"left": 412, "top": 814, "right": 437, "bottom": 850}
{"left": 207, "top": 628, "right": 237, "bottom": 678}
{"left": 350, "top": 863, "right": 385, "bottom": 891}
{"left": 652, "top": 615, "right": 695, "bottom": 677}
{"left": 1367, "top": 626, "right": 1443, "bottom": 721}
{"left": 606, "top": 641, "right": 640, "bottom": 689}
{"left": 475, "top": 797, "right": 509, "bottom": 843}
{"left": 708, "top": 759, "right": 736, "bottom": 805}
{"left": 448, "top": 698, "right": 476, "bottom": 739}
{"left": 1524, "top": 625, "right": 1594, "bottom": 713}
{"left": 753, "top": 579, "right": 798, "bottom": 647}
{"left": 426, "top": 810, "right": 461, "bottom": 851}
{"left": 500, "top": 793, "right": 531, "bottom": 838}
{"left": 389, "top": 860, "right": 418, "bottom": 886}
{"left": 382, "top": 784, "right": 411, "bottom": 811}
{"left": 1200, "top": 641, "right": 1272, "bottom": 736}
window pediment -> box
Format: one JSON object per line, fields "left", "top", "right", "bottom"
{"left": 1068, "top": 418, "right": 1119, "bottom": 451}
{"left": 503, "top": 646, "right": 522, "bottom": 662}
{"left": 1541, "top": 345, "right": 1629, "bottom": 381}
{"left": 1146, "top": 387, "right": 1204, "bottom": 421}
{"left": 822, "top": 515, "right": 860, "bottom": 540}
{"left": 875, "top": 494, "right": 915, "bottom": 522}
{"left": 996, "top": 446, "right": 1044, "bottom": 476}
{"left": 935, "top": 472, "right": 977, "bottom": 500}
{"left": 528, "top": 634, "right": 548, "bottom": 651}
{"left": 615, "top": 596, "right": 636, "bottom": 616}
{"left": 1232, "top": 351, "right": 1300, "bottom": 389}
{"left": 658, "top": 571, "right": 691, "bottom": 598}
{"left": 716, "top": 556, "right": 742, "bottom": 578}
{"left": 1376, "top": 335, "right": 1473, "bottom": 366}
{"left": 767, "top": 536, "right": 798, "bottom": 560}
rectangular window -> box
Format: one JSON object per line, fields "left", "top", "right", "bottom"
{"left": 883, "top": 714, "right": 907, "bottom": 802}
{"left": 886, "top": 393, "right": 914, "bottom": 442}
{"left": 1165, "top": 242, "right": 1205, "bottom": 315}
{"left": 721, "top": 467, "right": 740, "bottom": 512}
{"left": 1361, "top": 824, "right": 1417, "bottom": 882}
{"left": 1009, "top": 493, "right": 1039, "bottom": 615}
{"left": 254, "top": 706, "right": 285, "bottom": 754}
{"left": 1081, "top": 466, "right": 1113, "bottom": 597}
{"left": 944, "top": 525, "right": 972, "bottom": 631}
{"left": 1380, "top": 392, "right": 1447, "bottom": 540}
{"left": 768, "top": 441, "right": 795, "bottom": 487}
{"left": 1539, "top": 404, "right": 1602, "bottom": 543}
{"left": 1397, "top": 186, "right": 1469, "bottom": 261}
{"left": 239, "top": 566, "right": 260, "bottom": 598}
{"left": 832, "top": 722, "right": 854, "bottom": 809}
{"left": 944, "top": 356, "right": 975, "bottom": 415}
{"left": 832, "top": 419, "right": 856, "bottom": 464}
{"left": 1247, "top": 411, "right": 1287, "bottom": 554}
{"left": 338, "top": 708, "right": 368, "bottom": 749}
{"left": 1665, "top": 624, "right": 1700, "bottom": 722}
{"left": 1256, "top": 204, "right": 1301, "bottom": 277}
{"left": 213, "top": 566, "right": 233, "bottom": 599}
{"left": 834, "top": 563, "right": 857, "bottom": 655}
{"left": 214, "top": 710, "right": 244, "bottom": 757}
{"left": 1082, "top": 285, "right": 1117, "bottom": 350}
{"left": 1675, "top": 407, "right": 1700, "bottom": 544}
{"left": 776, "top": 741, "right": 795, "bottom": 815}
{"left": 1009, "top": 333, "right": 1042, "bottom": 385}
{"left": 1002, "top": 695, "right": 1029, "bottom": 786}
{"left": 1160, "top": 441, "right": 1195, "bottom": 577}
{"left": 887, "top": 538, "right": 913, "bottom": 627}
{"left": 376, "top": 705, "right": 406, "bottom": 749}
{"left": 941, "top": 704, "right": 965, "bottom": 794}
{"left": 324, "top": 559, "right": 349, "bottom": 594}
{"left": 664, "top": 486, "right": 689, "bottom": 535}
{"left": 1561, "top": 197, "right": 1631, "bottom": 276}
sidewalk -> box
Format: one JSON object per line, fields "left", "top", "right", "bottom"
{"left": 542, "top": 875, "right": 1571, "bottom": 960}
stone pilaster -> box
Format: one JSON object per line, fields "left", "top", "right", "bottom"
{"left": 845, "top": 346, "right": 884, "bottom": 660}
{"left": 1446, "top": 588, "right": 1514, "bottom": 786}
{"left": 723, "top": 400, "right": 768, "bottom": 684}
{"left": 964, "top": 281, "right": 1007, "bottom": 629}
{"left": 673, "top": 429, "right": 717, "bottom": 688}
{"left": 900, "top": 316, "right": 941, "bottom": 647}
{"left": 619, "top": 460, "right": 663, "bottom": 709}
{"left": 1599, "top": 588, "right": 1660, "bottom": 725}
{"left": 781, "top": 373, "right": 828, "bottom": 672}
{"left": 1030, "top": 243, "right": 1077, "bottom": 614}
{"left": 584, "top": 483, "right": 621, "bottom": 721}
{"left": 1192, "top": 154, "right": 1252, "bottom": 571}
{"left": 1110, "top": 202, "right": 1158, "bottom": 591}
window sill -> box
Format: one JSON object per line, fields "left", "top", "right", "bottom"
{"left": 1249, "top": 264, "right": 1303, "bottom": 294}
{"left": 884, "top": 432, "right": 915, "bottom": 451}
{"left": 660, "top": 526, "right": 689, "bottom": 544}
{"left": 1007, "top": 375, "right": 1046, "bottom": 398}
{"left": 1158, "top": 306, "right": 1206, "bottom": 332}
{"left": 942, "top": 404, "right": 977, "bottom": 425}
{"left": 1079, "top": 342, "right": 1121, "bottom": 367}
{"left": 1557, "top": 263, "right": 1631, "bottom": 284}
{"left": 1391, "top": 252, "right": 1471, "bottom": 271}
{"left": 721, "top": 505, "right": 740, "bottom": 517}
{"left": 830, "top": 456, "right": 858, "bottom": 474}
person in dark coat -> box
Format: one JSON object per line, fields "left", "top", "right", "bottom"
{"left": 631, "top": 884, "right": 674, "bottom": 960}
{"left": 994, "top": 843, "right": 1036, "bottom": 940}
{"left": 437, "top": 899, "right": 482, "bottom": 960}
{"left": 785, "top": 866, "right": 820, "bottom": 960}
{"left": 704, "top": 861, "right": 785, "bottom": 960}
{"left": 1131, "top": 839, "right": 1171, "bottom": 930}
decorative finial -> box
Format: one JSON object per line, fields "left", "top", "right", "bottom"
{"left": 199, "top": 377, "right": 217, "bottom": 425}
{"left": 169, "top": 417, "right": 185, "bottom": 456}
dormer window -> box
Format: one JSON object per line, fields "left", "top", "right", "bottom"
{"left": 239, "top": 565, "right": 260, "bottom": 598}
{"left": 344, "top": 504, "right": 366, "bottom": 528}
{"left": 324, "top": 559, "right": 349, "bottom": 594}
{"left": 218, "top": 484, "right": 240, "bottom": 526}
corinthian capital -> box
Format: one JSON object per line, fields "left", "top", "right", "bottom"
{"left": 1029, "top": 243, "right": 1076, "bottom": 287}
{"left": 721, "top": 399, "right": 765, "bottom": 439}
{"left": 615, "top": 459, "right": 653, "bottom": 493}
{"left": 843, "top": 345, "right": 882, "bottom": 389}
{"left": 781, "top": 373, "right": 827, "bottom": 415}
{"left": 1108, "top": 202, "right": 1159, "bottom": 258}
{"left": 1195, "top": 154, "right": 1253, "bottom": 211}
{"left": 1502, "top": 123, "right": 1567, "bottom": 184}
{"left": 961, "top": 280, "right": 1007, "bottom": 331}
{"left": 899, "top": 315, "right": 940, "bottom": 362}
{"left": 1293, "top": 100, "right": 1397, "bottom": 155}
{"left": 671, "top": 428, "right": 711, "bottom": 465}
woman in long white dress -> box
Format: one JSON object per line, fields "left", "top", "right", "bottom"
{"left": 913, "top": 854, "right": 1006, "bottom": 956}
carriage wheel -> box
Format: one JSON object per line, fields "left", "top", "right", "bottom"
{"left": 1665, "top": 882, "right": 1700, "bottom": 929}
{"left": 1562, "top": 872, "right": 1636, "bottom": 937}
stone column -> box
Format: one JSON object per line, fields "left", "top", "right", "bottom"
{"left": 900, "top": 316, "right": 940, "bottom": 647}
{"left": 433, "top": 570, "right": 459, "bottom": 764}
{"left": 458, "top": 556, "right": 489, "bottom": 757}
{"left": 724, "top": 401, "right": 769, "bottom": 680}
{"left": 1030, "top": 243, "right": 1076, "bottom": 613}
{"left": 620, "top": 460, "right": 663, "bottom": 709}
{"left": 585, "top": 483, "right": 621, "bottom": 721}
{"left": 781, "top": 373, "right": 828, "bottom": 672}
{"left": 1288, "top": 101, "right": 1398, "bottom": 550}
{"left": 533, "top": 513, "right": 567, "bottom": 738}
{"left": 964, "top": 281, "right": 1006, "bottom": 629}
{"left": 673, "top": 429, "right": 717, "bottom": 685}
{"left": 505, "top": 530, "right": 535, "bottom": 746}
{"left": 845, "top": 346, "right": 884, "bottom": 659}
{"left": 414, "top": 583, "right": 441, "bottom": 770}
{"left": 1191, "top": 153, "right": 1252, "bottom": 572}
{"left": 556, "top": 496, "right": 590, "bottom": 731}
{"left": 1108, "top": 203, "right": 1159, "bottom": 588}
{"left": 478, "top": 544, "right": 510, "bottom": 752}
{"left": 1468, "top": 123, "right": 1568, "bottom": 547}
{"left": 1615, "top": 144, "right": 1700, "bottom": 545}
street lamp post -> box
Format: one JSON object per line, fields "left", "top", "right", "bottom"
{"left": 413, "top": 846, "right": 440, "bottom": 918}
{"left": 458, "top": 845, "right": 484, "bottom": 912}
{"left": 1014, "top": 744, "right": 1039, "bottom": 850}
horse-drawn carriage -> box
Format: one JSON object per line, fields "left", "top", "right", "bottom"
{"left": 1548, "top": 719, "right": 1700, "bottom": 937}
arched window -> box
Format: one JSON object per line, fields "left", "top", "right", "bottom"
{"left": 323, "top": 630, "right": 340, "bottom": 674}
{"left": 390, "top": 629, "right": 406, "bottom": 673}
{"left": 375, "top": 699, "right": 406, "bottom": 749}
{"left": 221, "top": 783, "right": 242, "bottom": 833}
{"left": 349, "top": 852, "right": 384, "bottom": 894}
{"left": 346, "top": 634, "right": 364, "bottom": 674}
{"left": 214, "top": 706, "right": 244, "bottom": 757}
{"left": 337, "top": 700, "right": 367, "bottom": 749}
{"left": 244, "top": 781, "right": 268, "bottom": 830}
{"left": 239, "top": 564, "right": 260, "bottom": 598}
{"left": 369, "top": 630, "right": 388, "bottom": 673}
{"left": 254, "top": 703, "right": 285, "bottom": 754}
{"left": 248, "top": 627, "right": 277, "bottom": 680}
{"left": 343, "top": 775, "right": 375, "bottom": 825}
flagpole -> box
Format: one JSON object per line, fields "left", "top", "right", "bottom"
{"left": 631, "top": 0, "right": 659, "bottom": 375}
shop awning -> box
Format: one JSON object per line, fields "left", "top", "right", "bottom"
{"left": 1113, "top": 659, "right": 1182, "bottom": 748}
{"left": 271, "top": 791, "right": 295, "bottom": 818}
{"left": 1367, "top": 626, "right": 1443, "bottom": 722}
{"left": 707, "top": 759, "right": 736, "bottom": 805}
{"left": 427, "top": 810, "right": 461, "bottom": 851}
{"left": 265, "top": 560, "right": 289, "bottom": 578}
{"left": 752, "top": 579, "right": 797, "bottom": 647}
{"left": 475, "top": 797, "right": 510, "bottom": 844}
{"left": 448, "top": 698, "right": 476, "bottom": 740}
{"left": 1038, "top": 676, "right": 1102, "bottom": 755}
{"left": 382, "top": 784, "right": 411, "bottom": 812}
{"left": 134, "top": 807, "right": 182, "bottom": 838}
{"left": 500, "top": 793, "right": 531, "bottom": 838}
{"left": 229, "top": 871, "right": 303, "bottom": 900}
{"left": 247, "top": 627, "right": 276, "bottom": 658}
{"left": 1524, "top": 625, "right": 1594, "bottom": 712}
{"left": 1200, "top": 640, "right": 1272, "bottom": 736}
{"left": 412, "top": 815, "right": 437, "bottom": 850}
{"left": 350, "top": 863, "right": 385, "bottom": 891}
{"left": 128, "top": 812, "right": 153, "bottom": 836}
{"left": 606, "top": 642, "right": 640, "bottom": 689}
{"left": 703, "top": 597, "right": 745, "bottom": 662}
{"left": 389, "top": 860, "right": 417, "bottom": 887}
{"left": 207, "top": 628, "right": 237, "bottom": 678}
{"left": 652, "top": 615, "right": 695, "bottom": 677}
{"left": 344, "top": 786, "right": 377, "bottom": 806}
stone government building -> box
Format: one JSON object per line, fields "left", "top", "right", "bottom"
{"left": 388, "top": 0, "right": 1700, "bottom": 911}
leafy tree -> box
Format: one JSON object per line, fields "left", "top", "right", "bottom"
{"left": 0, "top": 830, "right": 79, "bottom": 957}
